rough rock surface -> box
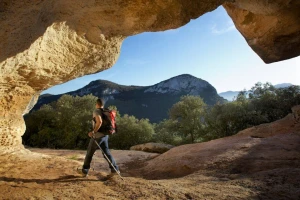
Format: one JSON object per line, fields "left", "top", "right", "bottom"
{"left": 237, "top": 105, "right": 300, "bottom": 138}
{"left": 1, "top": 0, "right": 300, "bottom": 148}
{"left": 140, "top": 133, "right": 300, "bottom": 179}
{"left": 130, "top": 143, "right": 174, "bottom": 154}
{"left": 0, "top": 0, "right": 224, "bottom": 148}
{"left": 139, "top": 109, "right": 300, "bottom": 179}
{"left": 224, "top": 1, "right": 300, "bottom": 63}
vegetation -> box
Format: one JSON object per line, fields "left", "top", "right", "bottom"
{"left": 168, "top": 95, "right": 206, "bottom": 143}
{"left": 203, "top": 83, "right": 299, "bottom": 141}
{"left": 23, "top": 95, "right": 154, "bottom": 150}
{"left": 23, "top": 94, "right": 97, "bottom": 149}
{"left": 23, "top": 83, "right": 300, "bottom": 149}
{"left": 109, "top": 115, "right": 154, "bottom": 149}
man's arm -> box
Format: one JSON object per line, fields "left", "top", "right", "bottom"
{"left": 88, "top": 112, "right": 102, "bottom": 137}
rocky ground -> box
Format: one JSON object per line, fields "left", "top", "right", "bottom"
{"left": 0, "top": 113, "right": 299, "bottom": 199}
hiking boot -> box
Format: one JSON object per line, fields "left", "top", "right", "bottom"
{"left": 76, "top": 168, "right": 89, "bottom": 177}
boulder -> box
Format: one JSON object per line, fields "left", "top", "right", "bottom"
{"left": 130, "top": 143, "right": 174, "bottom": 154}
{"left": 224, "top": 1, "right": 300, "bottom": 63}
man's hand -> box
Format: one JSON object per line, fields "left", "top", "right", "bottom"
{"left": 88, "top": 131, "right": 94, "bottom": 138}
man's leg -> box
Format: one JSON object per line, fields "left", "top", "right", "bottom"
{"left": 99, "top": 136, "right": 119, "bottom": 172}
{"left": 82, "top": 138, "right": 98, "bottom": 174}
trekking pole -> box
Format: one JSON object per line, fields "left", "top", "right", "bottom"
{"left": 91, "top": 137, "right": 124, "bottom": 181}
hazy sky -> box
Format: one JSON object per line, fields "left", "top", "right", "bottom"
{"left": 43, "top": 6, "right": 300, "bottom": 95}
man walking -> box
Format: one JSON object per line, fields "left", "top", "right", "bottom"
{"left": 78, "top": 98, "right": 119, "bottom": 178}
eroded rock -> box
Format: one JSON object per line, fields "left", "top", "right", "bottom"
{"left": 224, "top": 1, "right": 300, "bottom": 63}
{"left": 139, "top": 107, "right": 300, "bottom": 179}
{"left": 130, "top": 143, "right": 174, "bottom": 154}
{"left": 140, "top": 115, "right": 300, "bottom": 179}
{"left": 1, "top": 0, "right": 300, "bottom": 148}
{"left": 0, "top": 0, "right": 224, "bottom": 148}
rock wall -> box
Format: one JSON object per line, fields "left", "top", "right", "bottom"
{"left": 0, "top": 0, "right": 224, "bottom": 148}
{"left": 224, "top": 0, "right": 300, "bottom": 63}
{"left": 1, "top": 0, "right": 300, "bottom": 148}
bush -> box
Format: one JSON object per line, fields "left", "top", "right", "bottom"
{"left": 109, "top": 115, "right": 154, "bottom": 149}
{"left": 23, "top": 83, "right": 300, "bottom": 150}
{"left": 153, "top": 119, "right": 182, "bottom": 146}
{"left": 23, "top": 94, "right": 97, "bottom": 149}
{"left": 153, "top": 84, "right": 300, "bottom": 144}
{"left": 168, "top": 95, "right": 207, "bottom": 143}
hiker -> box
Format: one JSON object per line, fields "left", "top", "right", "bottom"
{"left": 78, "top": 98, "right": 119, "bottom": 178}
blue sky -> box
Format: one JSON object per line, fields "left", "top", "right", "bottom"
{"left": 44, "top": 6, "right": 300, "bottom": 95}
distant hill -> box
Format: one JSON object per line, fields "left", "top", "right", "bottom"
{"left": 219, "top": 83, "right": 294, "bottom": 101}
{"left": 274, "top": 83, "right": 293, "bottom": 88}
{"left": 34, "top": 74, "right": 226, "bottom": 122}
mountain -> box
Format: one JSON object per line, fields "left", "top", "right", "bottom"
{"left": 34, "top": 74, "right": 226, "bottom": 122}
{"left": 218, "top": 91, "right": 244, "bottom": 101}
{"left": 274, "top": 83, "right": 293, "bottom": 88}
{"left": 219, "top": 83, "right": 294, "bottom": 101}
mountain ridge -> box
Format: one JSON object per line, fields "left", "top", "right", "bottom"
{"left": 34, "top": 74, "right": 225, "bottom": 122}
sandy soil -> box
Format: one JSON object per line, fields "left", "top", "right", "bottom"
{"left": 0, "top": 115, "right": 299, "bottom": 199}
{"left": 0, "top": 133, "right": 299, "bottom": 200}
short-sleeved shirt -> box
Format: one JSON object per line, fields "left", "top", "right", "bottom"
{"left": 93, "top": 109, "right": 105, "bottom": 138}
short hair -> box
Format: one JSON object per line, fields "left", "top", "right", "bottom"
{"left": 96, "top": 98, "right": 104, "bottom": 107}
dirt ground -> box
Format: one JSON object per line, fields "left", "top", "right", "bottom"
{"left": 0, "top": 132, "right": 299, "bottom": 200}
{"left": 0, "top": 114, "right": 300, "bottom": 200}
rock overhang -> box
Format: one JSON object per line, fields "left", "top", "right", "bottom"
{"left": 0, "top": 0, "right": 300, "bottom": 147}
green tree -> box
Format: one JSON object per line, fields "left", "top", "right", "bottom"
{"left": 169, "top": 95, "right": 206, "bottom": 143}
{"left": 249, "top": 83, "right": 300, "bottom": 122}
{"left": 109, "top": 114, "right": 154, "bottom": 149}
{"left": 23, "top": 82, "right": 300, "bottom": 150}
{"left": 275, "top": 85, "right": 300, "bottom": 115}
{"left": 153, "top": 119, "right": 182, "bottom": 145}
{"left": 23, "top": 94, "right": 97, "bottom": 149}
{"left": 203, "top": 83, "right": 300, "bottom": 141}
{"left": 204, "top": 99, "right": 268, "bottom": 140}
{"left": 23, "top": 104, "right": 59, "bottom": 147}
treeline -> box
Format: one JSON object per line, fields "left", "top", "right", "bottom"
{"left": 23, "top": 95, "right": 154, "bottom": 150}
{"left": 23, "top": 83, "right": 300, "bottom": 149}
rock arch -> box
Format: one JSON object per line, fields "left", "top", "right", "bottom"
{"left": 0, "top": 0, "right": 299, "bottom": 148}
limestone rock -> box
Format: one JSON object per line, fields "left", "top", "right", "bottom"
{"left": 139, "top": 108, "right": 300, "bottom": 179}
{"left": 230, "top": 0, "right": 299, "bottom": 15}
{"left": 0, "top": 0, "right": 224, "bottom": 147}
{"left": 224, "top": 1, "right": 300, "bottom": 63}
{"left": 130, "top": 143, "right": 174, "bottom": 154}
{"left": 1, "top": 0, "right": 300, "bottom": 148}
{"left": 141, "top": 125, "right": 300, "bottom": 179}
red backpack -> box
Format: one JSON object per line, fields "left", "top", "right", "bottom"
{"left": 99, "top": 108, "right": 117, "bottom": 135}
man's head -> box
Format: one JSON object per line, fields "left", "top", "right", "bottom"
{"left": 96, "top": 98, "right": 104, "bottom": 108}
